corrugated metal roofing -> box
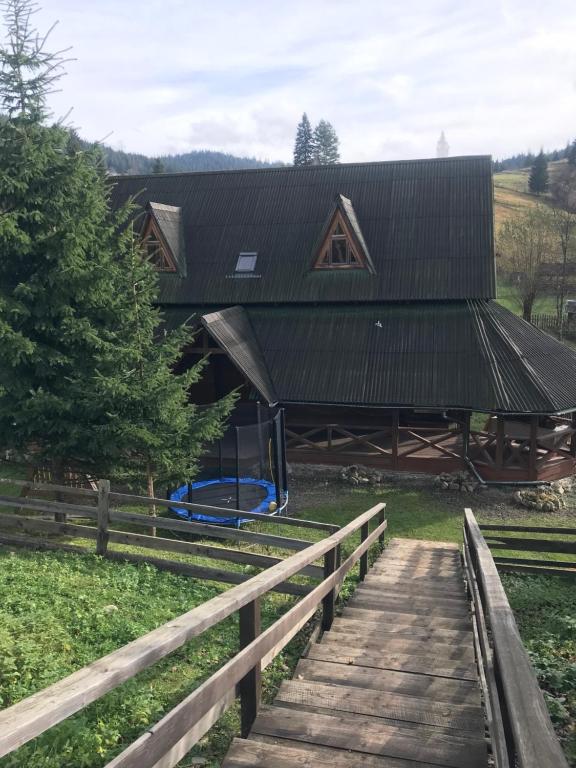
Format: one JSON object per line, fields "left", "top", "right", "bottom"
{"left": 199, "top": 302, "right": 576, "bottom": 414}
{"left": 111, "top": 156, "right": 495, "bottom": 304}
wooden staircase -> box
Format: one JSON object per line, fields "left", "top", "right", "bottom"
{"left": 223, "top": 538, "right": 487, "bottom": 768}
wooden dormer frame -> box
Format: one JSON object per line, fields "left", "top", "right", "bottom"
{"left": 141, "top": 215, "right": 178, "bottom": 273}
{"left": 313, "top": 209, "right": 368, "bottom": 271}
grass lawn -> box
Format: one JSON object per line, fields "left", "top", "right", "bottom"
{"left": 0, "top": 464, "right": 575, "bottom": 766}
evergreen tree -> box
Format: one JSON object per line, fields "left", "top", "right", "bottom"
{"left": 528, "top": 150, "right": 549, "bottom": 195}
{"left": 313, "top": 119, "right": 340, "bottom": 164}
{"left": 152, "top": 157, "right": 165, "bottom": 173}
{"left": 569, "top": 139, "right": 576, "bottom": 166}
{"left": 0, "top": 0, "right": 234, "bottom": 494}
{"left": 293, "top": 112, "right": 314, "bottom": 165}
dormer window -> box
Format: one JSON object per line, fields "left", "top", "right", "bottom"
{"left": 140, "top": 202, "right": 182, "bottom": 274}
{"left": 313, "top": 195, "right": 374, "bottom": 273}
{"left": 144, "top": 229, "right": 176, "bottom": 271}
{"left": 236, "top": 252, "right": 258, "bottom": 272}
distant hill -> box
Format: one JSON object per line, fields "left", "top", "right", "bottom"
{"left": 493, "top": 160, "right": 566, "bottom": 230}
{"left": 74, "top": 135, "right": 285, "bottom": 175}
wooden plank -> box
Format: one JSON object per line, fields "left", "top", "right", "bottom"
{"left": 275, "top": 679, "right": 484, "bottom": 732}
{"left": 224, "top": 737, "right": 444, "bottom": 768}
{"left": 320, "top": 632, "right": 475, "bottom": 660}
{"left": 494, "top": 562, "right": 576, "bottom": 577}
{"left": 0, "top": 513, "right": 98, "bottom": 540}
{"left": 96, "top": 479, "right": 110, "bottom": 556}
{"left": 239, "top": 599, "right": 261, "bottom": 737}
{"left": 493, "top": 555, "right": 576, "bottom": 570}
{"left": 251, "top": 705, "right": 486, "bottom": 768}
{"left": 465, "top": 509, "right": 569, "bottom": 768}
{"left": 295, "top": 659, "right": 481, "bottom": 705}
{"left": 330, "top": 616, "right": 474, "bottom": 640}
{"left": 480, "top": 523, "right": 576, "bottom": 535}
{"left": 485, "top": 536, "right": 576, "bottom": 554}
{"left": 349, "top": 594, "right": 469, "bottom": 619}
{"left": 107, "top": 529, "right": 323, "bottom": 578}
{"left": 307, "top": 643, "right": 477, "bottom": 677}
{"left": 354, "top": 584, "right": 468, "bottom": 606}
{"left": 340, "top": 606, "right": 472, "bottom": 631}
{"left": 109, "top": 509, "right": 313, "bottom": 552}
{"left": 0, "top": 503, "right": 384, "bottom": 759}
{"left": 360, "top": 577, "right": 465, "bottom": 597}
{"left": 0, "top": 494, "right": 96, "bottom": 517}
{"left": 109, "top": 491, "right": 338, "bottom": 532}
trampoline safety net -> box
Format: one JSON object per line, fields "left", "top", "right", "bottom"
{"left": 170, "top": 405, "right": 288, "bottom": 525}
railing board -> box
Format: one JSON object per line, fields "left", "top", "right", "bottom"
{"left": 0, "top": 494, "right": 96, "bottom": 517}
{"left": 464, "top": 509, "right": 569, "bottom": 768}
{"left": 0, "top": 478, "right": 98, "bottom": 497}
{"left": 0, "top": 513, "right": 98, "bottom": 540}
{"left": 0, "top": 503, "right": 385, "bottom": 758}
{"left": 485, "top": 537, "right": 576, "bottom": 554}
{"left": 480, "top": 523, "right": 576, "bottom": 535}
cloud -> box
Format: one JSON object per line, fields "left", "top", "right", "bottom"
{"left": 30, "top": 0, "right": 576, "bottom": 162}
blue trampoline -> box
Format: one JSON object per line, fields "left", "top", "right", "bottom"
{"left": 170, "top": 476, "right": 279, "bottom": 526}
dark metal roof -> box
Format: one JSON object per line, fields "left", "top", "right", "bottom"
{"left": 111, "top": 156, "right": 496, "bottom": 304}
{"left": 202, "top": 306, "right": 277, "bottom": 404}
{"left": 199, "top": 302, "right": 576, "bottom": 414}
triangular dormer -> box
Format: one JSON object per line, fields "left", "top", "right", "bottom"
{"left": 313, "top": 194, "right": 374, "bottom": 273}
{"left": 141, "top": 202, "right": 185, "bottom": 275}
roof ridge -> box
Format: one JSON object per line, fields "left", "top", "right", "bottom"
{"left": 111, "top": 155, "right": 493, "bottom": 181}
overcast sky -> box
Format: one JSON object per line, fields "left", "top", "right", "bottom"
{"left": 33, "top": 0, "right": 576, "bottom": 163}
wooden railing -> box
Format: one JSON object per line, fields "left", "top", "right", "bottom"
{"left": 0, "top": 478, "right": 338, "bottom": 595}
{"left": 463, "top": 509, "right": 569, "bottom": 768}
{"left": 479, "top": 522, "right": 576, "bottom": 577}
{"left": 0, "top": 501, "right": 386, "bottom": 767}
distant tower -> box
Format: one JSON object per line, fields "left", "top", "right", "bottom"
{"left": 436, "top": 131, "right": 450, "bottom": 158}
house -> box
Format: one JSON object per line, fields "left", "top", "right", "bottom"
{"left": 111, "top": 156, "right": 576, "bottom": 482}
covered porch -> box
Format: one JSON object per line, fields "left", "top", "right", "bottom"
{"left": 284, "top": 406, "right": 576, "bottom": 483}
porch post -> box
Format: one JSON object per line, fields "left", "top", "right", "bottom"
{"left": 529, "top": 415, "right": 538, "bottom": 480}
{"left": 391, "top": 409, "right": 400, "bottom": 469}
{"left": 571, "top": 413, "right": 576, "bottom": 457}
{"left": 495, "top": 415, "right": 505, "bottom": 470}
{"left": 461, "top": 412, "right": 470, "bottom": 463}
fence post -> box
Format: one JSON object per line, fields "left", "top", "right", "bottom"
{"left": 96, "top": 479, "right": 110, "bottom": 556}
{"left": 378, "top": 507, "right": 386, "bottom": 547}
{"left": 360, "top": 521, "right": 369, "bottom": 580}
{"left": 322, "top": 546, "right": 336, "bottom": 631}
{"left": 239, "top": 598, "right": 261, "bottom": 738}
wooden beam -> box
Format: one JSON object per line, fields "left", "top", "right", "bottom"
{"left": 529, "top": 415, "right": 539, "bottom": 480}
{"left": 496, "top": 415, "right": 505, "bottom": 469}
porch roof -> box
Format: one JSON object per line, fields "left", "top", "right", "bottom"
{"left": 194, "top": 301, "right": 576, "bottom": 415}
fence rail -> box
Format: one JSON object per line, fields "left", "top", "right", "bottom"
{"left": 479, "top": 522, "right": 576, "bottom": 577}
{"left": 0, "top": 502, "right": 387, "bottom": 767}
{"left": 463, "top": 509, "right": 569, "bottom": 768}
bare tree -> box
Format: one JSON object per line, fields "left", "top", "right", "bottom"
{"left": 497, "top": 205, "right": 554, "bottom": 322}
{"left": 549, "top": 165, "right": 576, "bottom": 338}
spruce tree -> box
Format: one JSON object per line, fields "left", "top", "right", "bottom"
{"left": 0, "top": 0, "right": 234, "bottom": 494}
{"left": 152, "top": 157, "right": 165, "bottom": 173}
{"left": 569, "top": 139, "right": 576, "bottom": 167}
{"left": 313, "top": 119, "right": 340, "bottom": 164}
{"left": 528, "top": 149, "right": 549, "bottom": 195}
{"left": 293, "top": 112, "right": 314, "bottom": 165}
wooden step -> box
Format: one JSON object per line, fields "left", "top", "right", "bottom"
{"left": 320, "top": 632, "right": 475, "bottom": 660}
{"left": 340, "top": 606, "right": 471, "bottom": 631}
{"left": 295, "top": 658, "right": 481, "bottom": 705}
{"left": 307, "top": 642, "right": 477, "bottom": 677}
{"left": 348, "top": 595, "right": 470, "bottom": 619}
{"left": 275, "top": 679, "right": 484, "bottom": 732}
{"left": 354, "top": 584, "right": 468, "bottom": 606}
{"left": 250, "top": 705, "right": 487, "bottom": 768}
{"left": 223, "top": 736, "right": 454, "bottom": 768}
{"left": 329, "top": 618, "right": 475, "bottom": 645}
{"left": 361, "top": 576, "right": 465, "bottom": 596}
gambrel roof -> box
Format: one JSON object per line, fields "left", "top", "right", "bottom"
{"left": 111, "top": 156, "right": 495, "bottom": 304}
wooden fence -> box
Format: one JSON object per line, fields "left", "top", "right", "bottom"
{"left": 532, "top": 313, "right": 576, "bottom": 340}
{"left": 463, "top": 509, "right": 569, "bottom": 768}
{"left": 0, "top": 478, "right": 339, "bottom": 596}
{"left": 0, "top": 501, "right": 387, "bottom": 767}
{"left": 478, "top": 521, "right": 576, "bottom": 577}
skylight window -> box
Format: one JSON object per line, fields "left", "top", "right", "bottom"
{"left": 236, "top": 252, "right": 258, "bottom": 272}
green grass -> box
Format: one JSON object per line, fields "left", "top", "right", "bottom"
{"left": 504, "top": 574, "right": 576, "bottom": 765}
{"left": 1, "top": 464, "right": 575, "bottom": 766}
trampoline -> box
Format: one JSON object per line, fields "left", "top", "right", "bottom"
{"left": 170, "top": 477, "right": 278, "bottom": 526}
{"left": 168, "top": 405, "right": 288, "bottom": 526}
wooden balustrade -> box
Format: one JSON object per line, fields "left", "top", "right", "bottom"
{"left": 0, "top": 502, "right": 387, "bottom": 767}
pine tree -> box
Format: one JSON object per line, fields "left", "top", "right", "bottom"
{"left": 528, "top": 150, "right": 549, "bottom": 195}
{"left": 152, "top": 157, "right": 165, "bottom": 173}
{"left": 0, "top": 0, "right": 234, "bottom": 494}
{"left": 312, "top": 119, "right": 340, "bottom": 164}
{"left": 293, "top": 112, "right": 314, "bottom": 165}
{"left": 569, "top": 139, "right": 576, "bottom": 166}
